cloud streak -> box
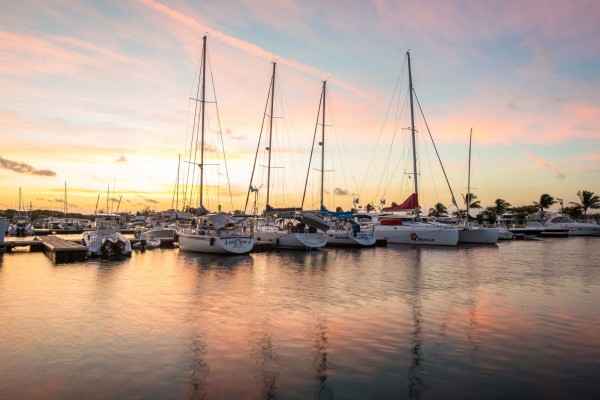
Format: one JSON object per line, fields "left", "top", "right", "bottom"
{"left": 525, "top": 150, "right": 566, "bottom": 181}
{"left": 0, "top": 156, "right": 56, "bottom": 176}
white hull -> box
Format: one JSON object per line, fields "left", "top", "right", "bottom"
{"left": 565, "top": 225, "right": 600, "bottom": 236}
{"left": 254, "top": 228, "right": 327, "bottom": 249}
{"left": 143, "top": 227, "right": 176, "bottom": 240}
{"left": 497, "top": 228, "right": 513, "bottom": 240}
{"left": 83, "top": 231, "right": 132, "bottom": 257}
{"left": 326, "top": 229, "right": 376, "bottom": 247}
{"left": 374, "top": 224, "right": 459, "bottom": 246}
{"left": 178, "top": 232, "right": 254, "bottom": 254}
{"left": 458, "top": 227, "right": 499, "bottom": 244}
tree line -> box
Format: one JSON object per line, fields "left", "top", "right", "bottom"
{"left": 427, "top": 190, "right": 600, "bottom": 222}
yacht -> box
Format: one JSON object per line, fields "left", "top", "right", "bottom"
{"left": 177, "top": 213, "right": 254, "bottom": 254}
{"left": 543, "top": 215, "right": 600, "bottom": 236}
{"left": 254, "top": 212, "right": 328, "bottom": 250}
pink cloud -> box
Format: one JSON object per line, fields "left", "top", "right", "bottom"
{"left": 525, "top": 150, "right": 566, "bottom": 180}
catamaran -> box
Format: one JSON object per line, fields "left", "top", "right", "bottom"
{"left": 372, "top": 51, "right": 459, "bottom": 246}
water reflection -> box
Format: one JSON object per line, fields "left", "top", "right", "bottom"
{"left": 407, "top": 248, "right": 426, "bottom": 399}
{"left": 250, "top": 322, "right": 280, "bottom": 400}
{"left": 188, "top": 334, "right": 209, "bottom": 400}
{"left": 312, "top": 318, "right": 333, "bottom": 400}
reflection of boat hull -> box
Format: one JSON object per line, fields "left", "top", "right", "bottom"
{"left": 375, "top": 225, "right": 458, "bottom": 246}
{"left": 178, "top": 232, "right": 254, "bottom": 254}
{"left": 458, "top": 227, "right": 499, "bottom": 244}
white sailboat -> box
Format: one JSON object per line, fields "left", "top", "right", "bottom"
{"left": 175, "top": 36, "right": 254, "bottom": 255}
{"left": 308, "top": 80, "right": 376, "bottom": 247}
{"left": 457, "top": 129, "right": 499, "bottom": 244}
{"left": 373, "top": 51, "right": 459, "bottom": 246}
{"left": 7, "top": 188, "right": 34, "bottom": 237}
{"left": 246, "top": 61, "right": 327, "bottom": 250}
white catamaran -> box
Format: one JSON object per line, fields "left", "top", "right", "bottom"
{"left": 373, "top": 51, "right": 459, "bottom": 246}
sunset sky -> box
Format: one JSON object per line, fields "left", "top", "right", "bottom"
{"left": 1, "top": 0, "right": 599, "bottom": 215}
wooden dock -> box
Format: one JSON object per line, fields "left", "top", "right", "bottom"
{"left": 3, "top": 236, "right": 88, "bottom": 263}
{"left": 39, "top": 236, "right": 88, "bottom": 263}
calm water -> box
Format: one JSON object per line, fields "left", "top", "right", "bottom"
{"left": 1, "top": 237, "right": 599, "bottom": 399}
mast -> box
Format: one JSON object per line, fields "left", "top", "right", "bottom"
{"left": 320, "top": 80, "right": 326, "bottom": 209}
{"left": 64, "top": 181, "right": 67, "bottom": 217}
{"left": 466, "top": 128, "right": 473, "bottom": 227}
{"left": 199, "top": 35, "right": 207, "bottom": 208}
{"left": 407, "top": 51, "right": 419, "bottom": 219}
{"left": 265, "top": 61, "right": 276, "bottom": 211}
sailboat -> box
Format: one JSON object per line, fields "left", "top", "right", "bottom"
{"left": 246, "top": 61, "right": 328, "bottom": 250}
{"left": 373, "top": 51, "right": 459, "bottom": 246}
{"left": 308, "top": 80, "right": 376, "bottom": 247}
{"left": 7, "top": 188, "right": 34, "bottom": 237}
{"left": 457, "top": 129, "right": 499, "bottom": 244}
{"left": 176, "top": 36, "right": 255, "bottom": 255}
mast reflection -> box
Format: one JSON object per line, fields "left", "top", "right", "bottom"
{"left": 312, "top": 318, "right": 333, "bottom": 400}
{"left": 250, "top": 325, "right": 280, "bottom": 399}
{"left": 188, "top": 334, "right": 209, "bottom": 400}
{"left": 408, "top": 248, "right": 425, "bottom": 399}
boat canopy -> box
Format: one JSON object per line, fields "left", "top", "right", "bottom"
{"left": 320, "top": 206, "right": 353, "bottom": 219}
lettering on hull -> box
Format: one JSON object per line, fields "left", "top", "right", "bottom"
{"left": 410, "top": 232, "right": 435, "bottom": 243}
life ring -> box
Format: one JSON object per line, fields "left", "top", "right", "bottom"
{"left": 286, "top": 221, "right": 294, "bottom": 230}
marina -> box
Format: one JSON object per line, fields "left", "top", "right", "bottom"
{"left": 1, "top": 236, "right": 599, "bottom": 399}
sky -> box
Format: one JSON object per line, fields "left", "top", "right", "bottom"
{"left": 1, "top": 0, "right": 599, "bottom": 215}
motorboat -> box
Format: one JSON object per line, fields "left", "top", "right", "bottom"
{"left": 543, "top": 215, "right": 600, "bottom": 237}
{"left": 458, "top": 225, "right": 499, "bottom": 244}
{"left": 141, "top": 221, "right": 176, "bottom": 240}
{"left": 82, "top": 214, "right": 132, "bottom": 258}
{"left": 8, "top": 216, "right": 34, "bottom": 237}
{"left": 133, "top": 238, "right": 161, "bottom": 250}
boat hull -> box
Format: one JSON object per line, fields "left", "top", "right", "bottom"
{"left": 254, "top": 229, "right": 327, "bottom": 249}
{"left": 143, "top": 228, "right": 176, "bottom": 240}
{"left": 83, "top": 231, "right": 132, "bottom": 258}
{"left": 326, "top": 230, "right": 376, "bottom": 247}
{"left": 374, "top": 225, "right": 459, "bottom": 246}
{"left": 178, "top": 233, "right": 254, "bottom": 254}
{"left": 458, "top": 227, "right": 499, "bottom": 244}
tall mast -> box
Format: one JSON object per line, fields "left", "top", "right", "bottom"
{"left": 320, "top": 80, "right": 326, "bottom": 209}
{"left": 199, "top": 35, "right": 207, "bottom": 208}
{"left": 466, "top": 128, "right": 473, "bottom": 226}
{"left": 407, "top": 51, "right": 419, "bottom": 218}
{"left": 265, "top": 61, "right": 276, "bottom": 210}
{"left": 64, "top": 181, "right": 67, "bottom": 217}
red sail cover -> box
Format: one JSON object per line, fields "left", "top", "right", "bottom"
{"left": 381, "top": 193, "right": 419, "bottom": 211}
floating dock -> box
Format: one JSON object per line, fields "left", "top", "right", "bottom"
{"left": 3, "top": 236, "right": 87, "bottom": 263}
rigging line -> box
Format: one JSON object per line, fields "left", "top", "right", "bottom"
{"left": 359, "top": 56, "right": 408, "bottom": 201}
{"left": 413, "top": 88, "right": 459, "bottom": 211}
{"left": 183, "top": 52, "right": 203, "bottom": 209}
{"left": 185, "top": 43, "right": 205, "bottom": 209}
{"left": 302, "top": 84, "right": 324, "bottom": 210}
{"left": 244, "top": 71, "right": 273, "bottom": 213}
{"left": 417, "top": 109, "right": 440, "bottom": 208}
{"left": 208, "top": 55, "right": 233, "bottom": 211}
{"left": 329, "top": 90, "right": 359, "bottom": 204}
{"left": 379, "top": 88, "right": 410, "bottom": 204}
{"left": 473, "top": 135, "right": 494, "bottom": 208}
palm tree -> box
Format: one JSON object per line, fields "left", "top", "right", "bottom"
{"left": 365, "top": 203, "right": 375, "bottom": 212}
{"left": 428, "top": 202, "right": 448, "bottom": 217}
{"left": 493, "top": 199, "right": 511, "bottom": 216}
{"left": 532, "top": 193, "right": 556, "bottom": 214}
{"left": 573, "top": 190, "right": 600, "bottom": 216}
{"left": 464, "top": 193, "right": 481, "bottom": 209}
